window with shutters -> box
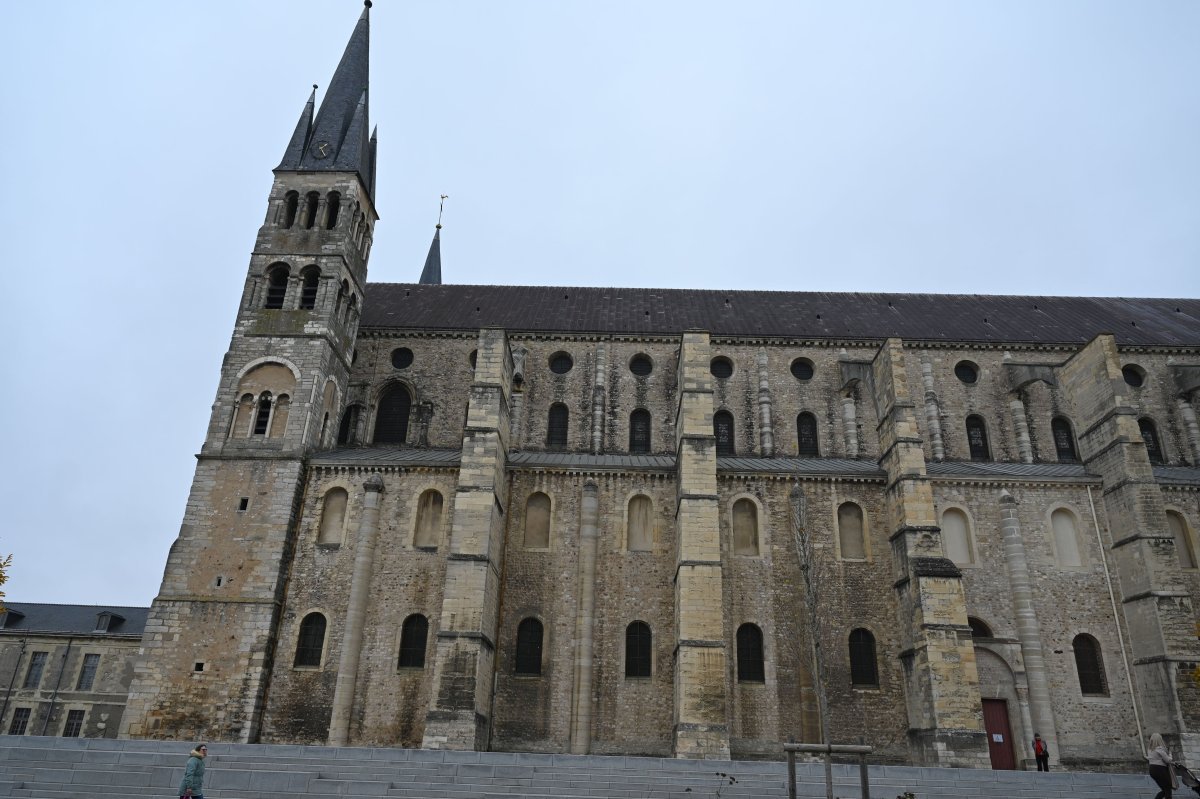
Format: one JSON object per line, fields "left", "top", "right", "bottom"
{"left": 1052, "top": 416, "right": 1078, "bottom": 462}
{"left": 547, "top": 404, "right": 569, "bottom": 450}
{"left": 299, "top": 266, "right": 320, "bottom": 309}
{"left": 625, "top": 621, "right": 652, "bottom": 678}
{"left": 1139, "top": 418, "right": 1163, "bottom": 463}
{"left": 629, "top": 409, "right": 651, "bottom": 454}
{"left": 264, "top": 263, "right": 289, "bottom": 309}
{"left": 515, "top": 618, "right": 544, "bottom": 675}
{"left": 374, "top": 385, "right": 412, "bottom": 444}
{"left": 966, "top": 415, "right": 991, "bottom": 461}
{"left": 849, "top": 629, "right": 879, "bottom": 687}
{"left": 714, "top": 411, "right": 735, "bottom": 456}
{"left": 282, "top": 191, "right": 299, "bottom": 228}
{"left": 398, "top": 615, "right": 429, "bottom": 669}
{"left": 797, "top": 412, "right": 820, "bottom": 456}
{"left": 294, "top": 613, "right": 327, "bottom": 668}
{"left": 736, "top": 624, "right": 765, "bottom": 683}
{"left": 1073, "top": 634, "right": 1108, "bottom": 696}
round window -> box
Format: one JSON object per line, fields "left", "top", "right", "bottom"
{"left": 1122, "top": 364, "right": 1145, "bottom": 388}
{"left": 630, "top": 354, "right": 653, "bottom": 377}
{"left": 710, "top": 357, "right": 733, "bottom": 379}
{"left": 954, "top": 361, "right": 979, "bottom": 384}
{"left": 391, "top": 347, "right": 414, "bottom": 369}
{"left": 549, "top": 352, "right": 574, "bottom": 375}
{"left": 790, "top": 358, "right": 815, "bottom": 381}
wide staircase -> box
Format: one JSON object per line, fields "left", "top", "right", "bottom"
{"left": 0, "top": 736, "right": 1148, "bottom": 799}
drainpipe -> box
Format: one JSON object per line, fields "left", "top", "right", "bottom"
{"left": 0, "top": 638, "right": 27, "bottom": 725}
{"left": 1087, "top": 486, "right": 1144, "bottom": 752}
{"left": 41, "top": 637, "right": 73, "bottom": 735}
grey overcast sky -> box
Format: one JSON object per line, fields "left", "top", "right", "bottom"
{"left": 1, "top": 1, "right": 1198, "bottom": 606}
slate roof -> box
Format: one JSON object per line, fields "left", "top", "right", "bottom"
{"left": 311, "top": 447, "right": 462, "bottom": 468}
{"left": 509, "top": 452, "right": 676, "bottom": 471}
{"left": 1154, "top": 465, "right": 1200, "bottom": 486}
{"left": 360, "top": 284, "right": 1200, "bottom": 346}
{"left": 0, "top": 603, "right": 149, "bottom": 637}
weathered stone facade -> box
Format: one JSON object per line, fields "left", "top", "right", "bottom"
{"left": 116, "top": 4, "right": 1200, "bottom": 772}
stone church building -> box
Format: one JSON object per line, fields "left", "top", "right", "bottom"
{"left": 114, "top": 5, "right": 1200, "bottom": 771}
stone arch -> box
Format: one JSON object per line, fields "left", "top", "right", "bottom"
{"left": 317, "top": 487, "right": 349, "bottom": 546}
{"left": 230, "top": 362, "right": 298, "bottom": 438}
{"left": 626, "top": 493, "right": 654, "bottom": 552}
{"left": 412, "top": 488, "right": 445, "bottom": 549}
{"left": 939, "top": 504, "right": 977, "bottom": 566}
{"left": 371, "top": 380, "right": 415, "bottom": 444}
{"left": 728, "top": 494, "right": 763, "bottom": 556}
{"left": 836, "top": 499, "right": 869, "bottom": 561}
{"left": 973, "top": 647, "right": 1026, "bottom": 756}
{"left": 1046, "top": 504, "right": 1087, "bottom": 569}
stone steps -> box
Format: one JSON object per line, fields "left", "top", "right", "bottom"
{"left": 0, "top": 736, "right": 1150, "bottom": 799}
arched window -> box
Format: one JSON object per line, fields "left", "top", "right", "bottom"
{"left": 264, "top": 264, "right": 289, "bottom": 309}
{"left": 627, "top": 494, "right": 653, "bottom": 552}
{"left": 1073, "top": 634, "right": 1108, "bottom": 696}
{"left": 524, "top": 492, "right": 551, "bottom": 549}
{"left": 625, "top": 621, "right": 652, "bottom": 678}
{"left": 1051, "top": 508, "right": 1083, "bottom": 568}
{"left": 736, "top": 623, "right": 765, "bottom": 683}
{"left": 940, "top": 508, "right": 973, "bottom": 565}
{"left": 318, "top": 488, "right": 348, "bottom": 545}
{"left": 335, "top": 279, "right": 349, "bottom": 317}
{"left": 967, "top": 617, "right": 993, "bottom": 638}
{"left": 838, "top": 502, "right": 866, "bottom": 560}
{"left": 629, "top": 409, "right": 651, "bottom": 454}
{"left": 294, "top": 613, "right": 327, "bottom": 668}
{"left": 732, "top": 498, "right": 759, "bottom": 556}
{"left": 373, "top": 385, "right": 412, "bottom": 444}
{"left": 303, "top": 191, "right": 320, "bottom": 229}
{"left": 1140, "top": 418, "right": 1163, "bottom": 464}
{"left": 269, "top": 395, "right": 290, "bottom": 437}
{"left": 714, "top": 410, "right": 735, "bottom": 456}
{"left": 413, "top": 490, "right": 444, "bottom": 548}
{"left": 397, "top": 614, "right": 429, "bottom": 669}
{"left": 253, "top": 393, "right": 273, "bottom": 435}
{"left": 797, "top": 412, "right": 820, "bottom": 457}
{"left": 515, "top": 618, "right": 544, "bottom": 675}
{"left": 337, "top": 404, "right": 363, "bottom": 445}
{"left": 547, "top": 404, "right": 569, "bottom": 451}
{"left": 282, "top": 191, "right": 299, "bottom": 228}
{"left": 325, "top": 191, "right": 341, "bottom": 229}
{"left": 1052, "top": 416, "right": 1079, "bottom": 462}
{"left": 1167, "top": 511, "right": 1196, "bottom": 569}
{"left": 299, "top": 266, "right": 320, "bottom": 310}
{"left": 966, "top": 415, "right": 991, "bottom": 461}
{"left": 849, "top": 628, "right": 879, "bottom": 687}
{"left": 344, "top": 293, "right": 357, "bottom": 324}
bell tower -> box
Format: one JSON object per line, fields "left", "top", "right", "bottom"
{"left": 120, "top": 4, "right": 378, "bottom": 743}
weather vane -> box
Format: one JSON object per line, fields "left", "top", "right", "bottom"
{"left": 437, "top": 194, "right": 448, "bottom": 229}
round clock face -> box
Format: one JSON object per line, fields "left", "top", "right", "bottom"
{"left": 311, "top": 140, "right": 333, "bottom": 159}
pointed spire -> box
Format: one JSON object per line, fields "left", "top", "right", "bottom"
{"left": 420, "top": 196, "right": 447, "bottom": 285}
{"left": 276, "top": 86, "right": 317, "bottom": 170}
{"left": 276, "top": 3, "right": 375, "bottom": 197}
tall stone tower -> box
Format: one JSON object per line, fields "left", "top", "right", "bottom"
{"left": 120, "top": 5, "right": 378, "bottom": 743}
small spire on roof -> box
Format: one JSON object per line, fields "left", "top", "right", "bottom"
{"left": 419, "top": 195, "right": 447, "bottom": 285}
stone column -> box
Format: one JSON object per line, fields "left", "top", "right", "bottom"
{"left": 1177, "top": 394, "right": 1200, "bottom": 465}
{"left": 756, "top": 348, "right": 774, "bottom": 457}
{"left": 569, "top": 482, "right": 601, "bottom": 753}
{"left": 672, "top": 330, "right": 729, "bottom": 758}
{"left": 997, "top": 490, "right": 1058, "bottom": 765}
{"left": 422, "top": 328, "right": 512, "bottom": 751}
{"left": 591, "top": 343, "right": 607, "bottom": 454}
{"left": 1059, "top": 335, "right": 1200, "bottom": 763}
{"left": 841, "top": 394, "right": 859, "bottom": 458}
{"left": 871, "top": 338, "right": 988, "bottom": 767}
{"left": 1009, "top": 394, "right": 1034, "bottom": 463}
{"left": 920, "top": 360, "right": 945, "bottom": 461}
{"left": 509, "top": 346, "right": 528, "bottom": 449}
{"left": 327, "top": 473, "right": 385, "bottom": 746}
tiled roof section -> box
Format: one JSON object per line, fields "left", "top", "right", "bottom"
{"left": 360, "top": 284, "right": 1200, "bottom": 346}
{"left": 926, "top": 461, "right": 1097, "bottom": 480}
{"left": 508, "top": 452, "right": 676, "bottom": 471}
{"left": 718, "top": 457, "right": 884, "bottom": 477}
{"left": 1154, "top": 465, "right": 1200, "bottom": 485}
{"left": 311, "top": 448, "right": 462, "bottom": 468}
{"left": 0, "top": 603, "right": 149, "bottom": 636}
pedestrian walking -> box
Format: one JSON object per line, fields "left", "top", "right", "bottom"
{"left": 1032, "top": 732, "right": 1050, "bottom": 772}
{"left": 178, "top": 743, "right": 208, "bottom": 799}
{"left": 1147, "top": 733, "right": 1177, "bottom": 799}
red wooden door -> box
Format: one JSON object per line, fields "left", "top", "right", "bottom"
{"left": 982, "top": 698, "right": 1016, "bottom": 769}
